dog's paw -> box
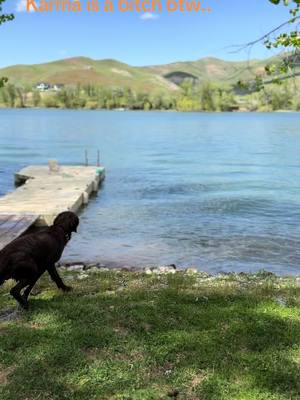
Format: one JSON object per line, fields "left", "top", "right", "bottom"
{"left": 20, "top": 301, "right": 29, "bottom": 311}
{"left": 62, "top": 286, "right": 73, "bottom": 292}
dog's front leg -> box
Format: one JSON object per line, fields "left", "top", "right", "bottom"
{"left": 47, "top": 265, "right": 72, "bottom": 292}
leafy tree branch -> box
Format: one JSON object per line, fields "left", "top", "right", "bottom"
{"left": 236, "top": 0, "right": 300, "bottom": 89}
{"left": 0, "top": 0, "right": 14, "bottom": 88}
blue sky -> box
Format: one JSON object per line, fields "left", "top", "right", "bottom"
{"left": 0, "top": 0, "right": 293, "bottom": 67}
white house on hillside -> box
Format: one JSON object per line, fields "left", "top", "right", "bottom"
{"left": 35, "top": 83, "right": 64, "bottom": 92}
{"left": 35, "top": 82, "right": 51, "bottom": 92}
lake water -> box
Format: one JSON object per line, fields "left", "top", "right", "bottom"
{"left": 1, "top": 109, "right": 300, "bottom": 274}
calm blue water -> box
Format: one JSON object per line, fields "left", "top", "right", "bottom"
{"left": 1, "top": 109, "right": 300, "bottom": 274}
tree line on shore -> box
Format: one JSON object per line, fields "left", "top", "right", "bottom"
{"left": 0, "top": 80, "right": 299, "bottom": 112}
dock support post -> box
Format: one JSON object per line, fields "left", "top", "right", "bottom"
{"left": 92, "top": 179, "right": 99, "bottom": 191}
{"left": 83, "top": 192, "right": 89, "bottom": 204}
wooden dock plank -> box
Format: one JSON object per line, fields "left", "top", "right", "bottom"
{"left": 0, "top": 214, "right": 38, "bottom": 250}
{"left": 0, "top": 215, "right": 15, "bottom": 228}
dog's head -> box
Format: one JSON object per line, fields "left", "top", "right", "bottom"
{"left": 53, "top": 211, "right": 79, "bottom": 239}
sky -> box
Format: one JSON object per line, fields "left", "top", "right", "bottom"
{"left": 0, "top": 0, "right": 293, "bottom": 68}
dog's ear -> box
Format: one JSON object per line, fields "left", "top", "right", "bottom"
{"left": 70, "top": 214, "right": 79, "bottom": 233}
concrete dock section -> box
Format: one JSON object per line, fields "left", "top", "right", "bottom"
{"left": 0, "top": 165, "right": 105, "bottom": 249}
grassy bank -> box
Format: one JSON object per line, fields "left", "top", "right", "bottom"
{"left": 0, "top": 268, "right": 300, "bottom": 399}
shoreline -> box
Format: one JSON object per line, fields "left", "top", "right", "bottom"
{"left": 0, "top": 106, "right": 299, "bottom": 113}
{"left": 58, "top": 261, "right": 300, "bottom": 278}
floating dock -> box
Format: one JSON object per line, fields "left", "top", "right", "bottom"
{"left": 0, "top": 165, "right": 105, "bottom": 250}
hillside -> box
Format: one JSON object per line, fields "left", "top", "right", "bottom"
{"left": 147, "top": 57, "right": 269, "bottom": 85}
{"left": 1, "top": 55, "right": 298, "bottom": 112}
{"left": 0, "top": 55, "right": 274, "bottom": 92}
{"left": 0, "top": 57, "right": 179, "bottom": 94}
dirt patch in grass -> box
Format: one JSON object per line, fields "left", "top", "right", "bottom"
{"left": 0, "top": 365, "right": 15, "bottom": 386}
{"left": 0, "top": 308, "right": 20, "bottom": 322}
{"left": 186, "top": 370, "right": 209, "bottom": 398}
{"left": 113, "top": 324, "right": 129, "bottom": 337}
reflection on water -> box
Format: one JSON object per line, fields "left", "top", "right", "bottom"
{"left": 1, "top": 109, "right": 300, "bottom": 274}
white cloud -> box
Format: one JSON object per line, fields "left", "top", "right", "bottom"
{"left": 16, "top": 0, "right": 34, "bottom": 12}
{"left": 140, "top": 12, "right": 159, "bottom": 21}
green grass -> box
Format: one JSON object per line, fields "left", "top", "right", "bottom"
{"left": 0, "top": 270, "right": 300, "bottom": 399}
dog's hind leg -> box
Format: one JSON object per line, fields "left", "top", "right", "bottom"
{"left": 10, "top": 279, "right": 31, "bottom": 309}
{"left": 9, "top": 258, "right": 40, "bottom": 309}
{"left": 22, "top": 272, "right": 43, "bottom": 301}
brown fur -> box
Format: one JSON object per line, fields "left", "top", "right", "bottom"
{"left": 0, "top": 211, "right": 79, "bottom": 309}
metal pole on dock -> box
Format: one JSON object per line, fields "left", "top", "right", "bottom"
{"left": 85, "top": 150, "right": 88, "bottom": 166}
{"left": 97, "top": 150, "right": 100, "bottom": 166}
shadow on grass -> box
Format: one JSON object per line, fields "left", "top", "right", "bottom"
{"left": 0, "top": 274, "right": 300, "bottom": 400}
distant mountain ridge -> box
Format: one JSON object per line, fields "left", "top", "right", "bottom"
{"left": 147, "top": 57, "right": 268, "bottom": 84}
{"left": 0, "top": 55, "right": 274, "bottom": 93}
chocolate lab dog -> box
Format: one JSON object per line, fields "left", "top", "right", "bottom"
{"left": 0, "top": 211, "right": 79, "bottom": 309}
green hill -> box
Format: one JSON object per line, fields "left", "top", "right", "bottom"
{"left": 147, "top": 57, "right": 269, "bottom": 85}
{"left": 1, "top": 55, "right": 298, "bottom": 112}
{"left": 0, "top": 55, "right": 276, "bottom": 91}
{"left": 0, "top": 57, "right": 179, "bottom": 94}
